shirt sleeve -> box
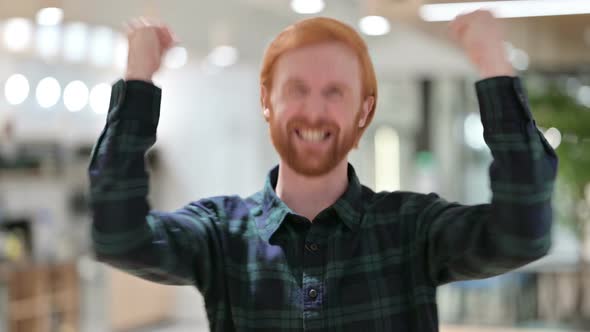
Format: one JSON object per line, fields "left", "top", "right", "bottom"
{"left": 419, "top": 76, "right": 558, "bottom": 286}
{"left": 88, "top": 79, "right": 220, "bottom": 290}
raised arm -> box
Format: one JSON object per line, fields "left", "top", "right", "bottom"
{"left": 419, "top": 11, "right": 558, "bottom": 285}
{"left": 88, "top": 20, "right": 220, "bottom": 289}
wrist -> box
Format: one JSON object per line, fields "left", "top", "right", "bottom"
{"left": 125, "top": 69, "right": 154, "bottom": 82}
{"left": 478, "top": 60, "right": 514, "bottom": 79}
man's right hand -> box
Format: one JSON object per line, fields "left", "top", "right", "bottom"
{"left": 124, "top": 18, "right": 176, "bottom": 82}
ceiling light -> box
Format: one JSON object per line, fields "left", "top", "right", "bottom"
{"left": 64, "top": 80, "right": 89, "bottom": 112}
{"left": 89, "top": 83, "right": 111, "bottom": 114}
{"left": 35, "top": 25, "right": 61, "bottom": 58}
{"left": 89, "top": 26, "right": 114, "bottom": 67}
{"left": 4, "top": 74, "right": 30, "bottom": 105}
{"left": 164, "top": 46, "right": 188, "bottom": 69}
{"left": 63, "top": 22, "right": 89, "bottom": 62}
{"left": 420, "top": 0, "right": 590, "bottom": 22}
{"left": 359, "top": 16, "right": 391, "bottom": 36}
{"left": 113, "top": 33, "right": 128, "bottom": 69}
{"left": 208, "top": 45, "right": 238, "bottom": 67}
{"left": 510, "top": 48, "right": 529, "bottom": 71}
{"left": 290, "top": 0, "right": 325, "bottom": 14}
{"left": 36, "top": 77, "right": 61, "bottom": 108}
{"left": 464, "top": 113, "right": 486, "bottom": 150}
{"left": 543, "top": 127, "right": 562, "bottom": 149}
{"left": 36, "top": 7, "right": 64, "bottom": 26}
{"left": 3, "top": 18, "right": 33, "bottom": 52}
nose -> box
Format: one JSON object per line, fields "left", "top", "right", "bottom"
{"left": 302, "top": 93, "right": 327, "bottom": 124}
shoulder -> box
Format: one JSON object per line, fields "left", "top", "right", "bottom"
{"left": 362, "top": 187, "right": 440, "bottom": 215}
{"left": 181, "top": 194, "right": 260, "bottom": 222}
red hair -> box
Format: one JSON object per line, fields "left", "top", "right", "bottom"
{"left": 260, "top": 17, "right": 378, "bottom": 135}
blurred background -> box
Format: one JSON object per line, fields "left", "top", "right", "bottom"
{"left": 0, "top": 0, "right": 589, "bottom": 331}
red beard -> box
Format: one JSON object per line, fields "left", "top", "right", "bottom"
{"left": 268, "top": 110, "right": 362, "bottom": 177}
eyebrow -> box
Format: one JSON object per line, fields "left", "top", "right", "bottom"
{"left": 283, "top": 78, "right": 306, "bottom": 87}
{"left": 322, "top": 82, "right": 348, "bottom": 92}
{"left": 283, "top": 78, "right": 350, "bottom": 92}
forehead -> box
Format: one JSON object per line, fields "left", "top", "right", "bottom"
{"left": 272, "top": 41, "right": 362, "bottom": 87}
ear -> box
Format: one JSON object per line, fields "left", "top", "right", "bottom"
{"left": 358, "top": 96, "right": 375, "bottom": 128}
{"left": 261, "top": 85, "right": 270, "bottom": 122}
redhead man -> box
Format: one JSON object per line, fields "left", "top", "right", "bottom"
{"left": 89, "top": 10, "right": 557, "bottom": 331}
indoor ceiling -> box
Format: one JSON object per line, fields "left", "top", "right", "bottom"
{"left": 375, "top": 0, "right": 590, "bottom": 71}
{"left": 0, "top": 0, "right": 588, "bottom": 72}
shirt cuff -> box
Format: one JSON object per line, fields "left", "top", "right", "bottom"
{"left": 475, "top": 76, "right": 533, "bottom": 134}
{"left": 106, "top": 79, "right": 162, "bottom": 127}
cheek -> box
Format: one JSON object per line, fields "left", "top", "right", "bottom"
{"left": 278, "top": 98, "right": 303, "bottom": 115}
{"left": 271, "top": 102, "right": 303, "bottom": 128}
{"left": 330, "top": 106, "right": 360, "bottom": 129}
{"left": 269, "top": 106, "right": 291, "bottom": 131}
{"left": 271, "top": 94, "right": 296, "bottom": 116}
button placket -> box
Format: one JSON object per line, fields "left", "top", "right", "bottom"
{"left": 308, "top": 288, "right": 318, "bottom": 299}
{"left": 305, "top": 242, "right": 319, "bottom": 252}
{"left": 302, "top": 229, "right": 325, "bottom": 327}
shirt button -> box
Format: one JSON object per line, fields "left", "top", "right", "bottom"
{"left": 305, "top": 243, "right": 319, "bottom": 252}
{"left": 308, "top": 288, "right": 318, "bottom": 299}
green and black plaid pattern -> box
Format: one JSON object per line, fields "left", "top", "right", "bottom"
{"left": 89, "top": 77, "right": 557, "bottom": 331}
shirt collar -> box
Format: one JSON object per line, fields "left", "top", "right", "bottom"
{"left": 257, "top": 163, "right": 364, "bottom": 243}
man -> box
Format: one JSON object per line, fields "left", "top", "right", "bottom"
{"left": 89, "top": 10, "right": 557, "bottom": 331}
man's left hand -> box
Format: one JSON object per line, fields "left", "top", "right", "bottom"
{"left": 449, "top": 10, "right": 515, "bottom": 78}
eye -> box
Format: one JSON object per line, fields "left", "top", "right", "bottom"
{"left": 287, "top": 83, "right": 307, "bottom": 97}
{"left": 326, "top": 87, "right": 343, "bottom": 99}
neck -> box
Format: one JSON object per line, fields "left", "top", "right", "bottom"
{"left": 275, "top": 159, "right": 349, "bottom": 222}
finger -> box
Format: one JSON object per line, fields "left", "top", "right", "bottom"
{"left": 450, "top": 15, "right": 469, "bottom": 36}
{"left": 125, "top": 18, "right": 143, "bottom": 37}
{"left": 159, "top": 25, "right": 179, "bottom": 49}
{"left": 449, "top": 19, "right": 464, "bottom": 38}
{"left": 138, "top": 16, "right": 156, "bottom": 28}
{"left": 451, "top": 12, "right": 469, "bottom": 27}
{"left": 448, "top": 20, "right": 459, "bottom": 35}
{"left": 128, "top": 18, "right": 143, "bottom": 30}
{"left": 447, "top": 26, "right": 463, "bottom": 45}
{"left": 447, "top": 25, "right": 459, "bottom": 42}
{"left": 477, "top": 9, "right": 495, "bottom": 19}
{"left": 151, "top": 18, "right": 164, "bottom": 28}
{"left": 169, "top": 29, "right": 182, "bottom": 44}
{"left": 448, "top": 21, "right": 462, "bottom": 40}
{"left": 138, "top": 16, "right": 148, "bottom": 26}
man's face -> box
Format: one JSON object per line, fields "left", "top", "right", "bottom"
{"left": 264, "top": 42, "right": 373, "bottom": 177}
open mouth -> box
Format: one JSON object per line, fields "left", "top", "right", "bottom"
{"left": 295, "top": 128, "right": 331, "bottom": 142}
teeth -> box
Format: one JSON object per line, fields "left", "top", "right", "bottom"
{"left": 300, "top": 129, "right": 326, "bottom": 142}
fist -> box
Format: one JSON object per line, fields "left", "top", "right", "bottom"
{"left": 125, "top": 18, "right": 176, "bottom": 82}
{"left": 449, "top": 10, "right": 514, "bottom": 78}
